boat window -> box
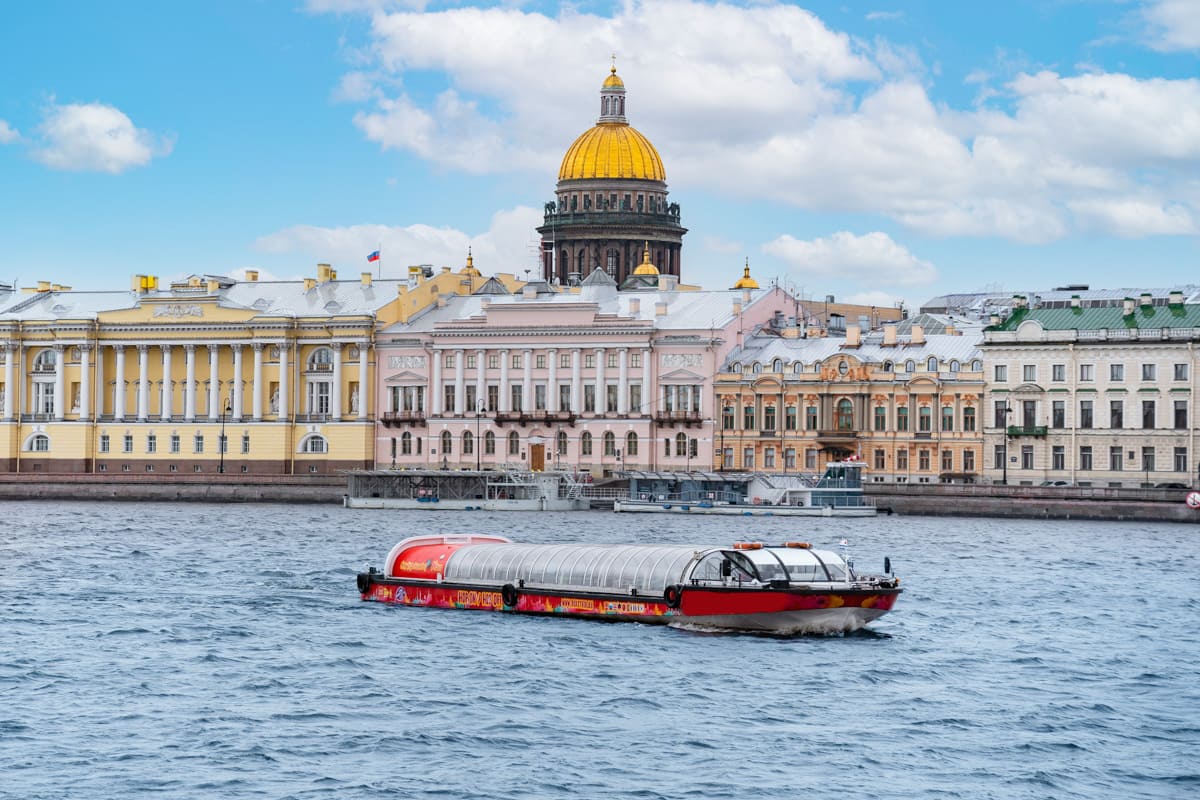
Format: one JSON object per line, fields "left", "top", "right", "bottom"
{"left": 733, "top": 549, "right": 790, "bottom": 582}
{"left": 444, "top": 543, "right": 700, "bottom": 594}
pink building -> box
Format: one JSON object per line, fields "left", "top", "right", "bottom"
{"left": 374, "top": 271, "right": 795, "bottom": 475}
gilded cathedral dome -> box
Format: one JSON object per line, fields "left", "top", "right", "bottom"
{"left": 557, "top": 67, "right": 666, "bottom": 183}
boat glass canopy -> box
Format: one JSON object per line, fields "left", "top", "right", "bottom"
{"left": 445, "top": 543, "right": 702, "bottom": 594}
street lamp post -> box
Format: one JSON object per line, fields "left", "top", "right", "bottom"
{"left": 1001, "top": 398, "right": 1012, "bottom": 485}
{"left": 218, "top": 397, "right": 231, "bottom": 474}
{"left": 475, "top": 400, "right": 484, "bottom": 471}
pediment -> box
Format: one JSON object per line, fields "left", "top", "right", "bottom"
{"left": 384, "top": 370, "right": 427, "bottom": 384}
{"left": 1012, "top": 382, "right": 1045, "bottom": 393}
{"left": 660, "top": 368, "right": 704, "bottom": 382}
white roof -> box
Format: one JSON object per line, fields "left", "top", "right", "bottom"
{"left": 727, "top": 331, "right": 982, "bottom": 368}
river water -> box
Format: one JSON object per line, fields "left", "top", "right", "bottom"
{"left": 1, "top": 503, "right": 1197, "bottom": 799}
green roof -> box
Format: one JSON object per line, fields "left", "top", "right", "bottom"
{"left": 992, "top": 304, "right": 1200, "bottom": 332}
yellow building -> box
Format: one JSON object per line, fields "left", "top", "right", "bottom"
{"left": 0, "top": 259, "right": 521, "bottom": 475}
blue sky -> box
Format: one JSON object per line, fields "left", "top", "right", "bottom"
{"left": 1, "top": 0, "right": 1197, "bottom": 312}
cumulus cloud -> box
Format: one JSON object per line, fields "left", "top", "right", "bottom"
{"left": 762, "top": 231, "right": 937, "bottom": 286}
{"left": 1141, "top": 0, "right": 1200, "bottom": 51}
{"left": 0, "top": 120, "right": 18, "bottom": 144}
{"left": 702, "top": 235, "right": 743, "bottom": 255}
{"left": 31, "top": 102, "right": 173, "bottom": 173}
{"left": 841, "top": 289, "right": 907, "bottom": 308}
{"left": 253, "top": 206, "right": 544, "bottom": 277}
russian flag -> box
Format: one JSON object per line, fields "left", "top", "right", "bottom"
{"left": 367, "top": 250, "right": 380, "bottom": 263}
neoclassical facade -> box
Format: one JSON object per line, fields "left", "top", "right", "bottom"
{"left": 715, "top": 321, "right": 985, "bottom": 482}
{"left": 538, "top": 66, "right": 686, "bottom": 287}
{"left": 982, "top": 294, "right": 1200, "bottom": 486}
{"left": 374, "top": 275, "right": 796, "bottom": 476}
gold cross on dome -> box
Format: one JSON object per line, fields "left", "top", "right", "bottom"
{"left": 611, "top": 53, "right": 617, "bottom": 72}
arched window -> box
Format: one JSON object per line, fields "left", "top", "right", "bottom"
{"left": 836, "top": 399, "right": 854, "bottom": 431}
{"left": 556, "top": 430, "right": 568, "bottom": 456}
{"left": 752, "top": 362, "right": 762, "bottom": 374}
{"left": 730, "top": 362, "right": 741, "bottom": 374}
{"left": 462, "top": 431, "right": 474, "bottom": 455}
{"left": 603, "top": 431, "right": 616, "bottom": 456}
{"left": 440, "top": 430, "right": 453, "bottom": 455}
{"left": 949, "top": 360, "right": 960, "bottom": 373}
{"left": 33, "top": 350, "right": 57, "bottom": 371}
{"left": 904, "top": 360, "right": 915, "bottom": 373}
{"left": 507, "top": 431, "right": 520, "bottom": 456}
{"left": 307, "top": 347, "right": 333, "bottom": 370}
{"left": 675, "top": 431, "right": 687, "bottom": 455}
{"left": 625, "top": 431, "right": 639, "bottom": 457}
{"left": 581, "top": 431, "right": 593, "bottom": 455}
{"left": 26, "top": 433, "right": 49, "bottom": 452}
{"left": 927, "top": 357, "right": 938, "bottom": 372}
{"left": 299, "top": 434, "right": 327, "bottom": 453}
{"left": 401, "top": 431, "right": 412, "bottom": 455}
{"left": 971, "top": 359, "right": 983, "bottom": 371}
{"left": 772, "top": 359, "right": 783, "bottom": 373}
{"left": 484, "top": 431, "right": 496, "bottom": 455}
{"left": 793, "top": 362, "right": 803, "bottom": 374}
{"left": 882, "top": 360, "right": 893, "bottom": 372}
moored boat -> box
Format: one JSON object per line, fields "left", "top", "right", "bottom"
{"left": 356, "top": 534, "right": 901, "bottom": 635}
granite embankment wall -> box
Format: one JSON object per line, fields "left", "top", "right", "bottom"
{"left": 0, "top": 474, "right": 345, "bottom": 503}
{"left": 866, "top": 484, "right": 1199, "bottom": 524}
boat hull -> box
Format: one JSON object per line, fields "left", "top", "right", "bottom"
{"left": 359, "top": 577, "right": 899, "bottom": 635}
{"left": 613, "top": 500, "right": 876, "bottom": 517}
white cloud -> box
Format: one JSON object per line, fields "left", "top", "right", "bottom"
{"left": 31, "top": 102, "right": 173, "bottom": 173}
{"left": 1067, "top": 198, "right": 1197, "bottom": 237}
{"left": 702, "top": 235, "right": 742, "bottom": 255}
{"left": 841, "top": 289, "right": 907, "bottom": 308}
{"left": 866, "top": 11, "right": 903, "bottom": 22}
{"left": 253, "top": 205, "right": 545, "bottom": 277}
{"left": 1141, "top": 0, "right": 1200, "bottom": 52}
{"left": 331, "top": 71, "right": 380, "bottom": 103}
{"left": 0, "top": 120, "right": 19, "bottom": 144}
{"left": 762, "top": 231, "right": 937, "bottom": 286}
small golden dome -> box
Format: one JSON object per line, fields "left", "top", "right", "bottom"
{"left": 632, "top": 242, "right": 660, "bottom": 276}
{"left": 558, "top": 124, "right": 665, "bottom": 182}
{"left": 462, "top": 248, "right": 481, "bottom": 277}
{"left": 733, "top": 259, "right": 759, "bottom": 289}
{"left": 603, "top": 66, "right": 625, "bottom": 89}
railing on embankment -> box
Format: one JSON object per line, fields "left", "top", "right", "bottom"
{"left": 865, "top": 483, "right": 1199, "bottom": 523}
{"left": 0, "top": 473, "right": 345, "bottom": 503}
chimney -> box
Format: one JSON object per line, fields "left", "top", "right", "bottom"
{"left": 845, "top": 325, "right": 861, "bottom": 347}
{"left": 437, "top": 296, "right": 447, "bottom": 308}
{"left": 303, "top": 277, "right": 316, "bottom": 292}
{"left": 731, "top": 300, "right": 742, "bottom": 315}
{"left": 408, "top": 266, "right": 422, "bottom": 288}
{"left": 882, "top": 324, "right": 897, "bottom": 347}
{"left": 245, "top": 269, "right": 259, "bottom": 282}
{"left": 945, "top": 324, "right": 957, "bottom": 336}
{"left": 481, "top": 298, "right": 491, "bottom": 309}
{"left": 1070, "top": 295, "right": 1081, "bottom": 309}
{"left": 1012, "top": 294, "right": 1026, "bottom": 309}
{"left": 39, "top": 280, "right": 53, "bottom": 293}
{"left": 1122, "top": 297, "right": 1135, "bottom": 316}
{"left": 628, "top": 298, "right": 641, "bottom": 314}
{"left": 317, "top": 263, "right": 336, "bottom": 283}
{"left": 742, "top": 288, "right": 753, "bottom": 304}
{"left": 361, "top": 272, "right": 372, "bottom": 287}
{"left": 911, "top": 324, "right": 925, "bottom": 345}
{"left": 989, "top": 314, "right": 1001, "bottom": 327}
{"left": 206, "top": 278, "right": 220, "bottom": 294}
{"left": 655, "top": 301, "right": 668, "bottom": 317}
{"left": 1140, "top": 292, "right": 1153, "bottom": 307}
{"left": 522, "top": 285, "right": 537, "bottom": 299}
{"left": 658, "top": 274, "right": 678, "bottom": 292}
{"left": 1170, "top": 289, "right": 1184, "bottom": 305}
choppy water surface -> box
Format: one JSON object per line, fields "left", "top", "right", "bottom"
{"left": 2, "top": 503, "right": 1198, "bottom": 799}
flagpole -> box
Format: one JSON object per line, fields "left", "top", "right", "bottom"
{"left": 377, "top": 243, "right": 382, "bottom": 278}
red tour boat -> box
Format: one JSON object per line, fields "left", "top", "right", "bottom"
{"left": 356, "top": 534, "right": 901, "bottom": 635}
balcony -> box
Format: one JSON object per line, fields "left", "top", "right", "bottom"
{"left": 816, "top": 429, "right": 858, "bottom": 445}
{"left": 382, "top": 411, "right": 426, "bottom": 428}
{"left": 494, "top": 410, "right": 576, "bottom": 427}
{"left": 1007, "top": 425, "right": 1048, "bottom": 437}
{"left": 654, "top": 410, "right": 702, "bottom": 427}
{"left": 539, "top": 208, "right": 684, "bottom": 230}
{"left": 914, "top": 431, "right": 933, "bottom": 439}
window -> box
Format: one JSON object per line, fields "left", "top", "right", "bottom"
{"left": 604, "top": 432, "right": 616, "bottom": 456}
{"left": 606, "top": 384, "right": 618, "bottom": 411}
{"left": 722, "top": 406, "right": 735, "bottom": 430}
{"left": 462, "top": 431, "right": 474, "bottom": 455}
{"left": 1174, "top": 363, "right": 1188, "bottom": 381}
{"left": 918, "top": 449, "right": 930, "bottom": 471}
{"left": 874, "top": 406, "right": 887, "bottom": 431}
{"left": 837, "top": 399, "right": 854, "bottom": 431}
{"left": 1052, "top": 400, "right": 1065, "bottom": 428}
{"left": 993, "top": 445, "right": 1005, "bottom": 470}
{"left": 1079, "top": 400, "right": 1093, "bottom": 429}
{"left": 942, "top": 450, "right": 954, "bottom": 472}
{"left": 1142, "top": 446, "right": 1155, "bottom": 472}
{"left": 444, "top": 353, "right": 455, "bottom": 368}
{"left": 579, "top": 431, "right": 593, "bottom": 456}
{"left": 510, "top": 384, "right": 522, "bottom": 412}
{"left": 994, "top": 401, "right": 1008, "bottom": 428}
{"left": 963, "top": 450, "right": 975, "bottom": 472}
{"left": 1020, "top": 445, "right": 1033, "bottom": 470}
{"left": 626, "top": 432, "right": 638, "bottom": 457}
{"left": 1110, "top": 364, "right": 1124, "bottom": 382}
{"left": 1142, "top": 400, "right": 1156, "bottom": 429}
{"left": 466, "top": 354, "right": 476, "bottom": 369}
{"left": 904, "top": 360, "right": 915, "bottom": 373}
{"left": 629, "top": 384, "right": 641, "bottom": 411}
{"left": 32, "top": 349, "right": 57, "bottom": 371}
{"left": 584, "top": 354, "right": 595, "bottom": 368}
{"left": 764, "top": 447, "right": 776, "bottom": 469}
{"left": 744, "top": 406, "right": 756, "bottom": 430}
{"left": 124, "top": 434, "right": 134, "bottom": 453}
{"left": 307, "top": 347, "right": 332, "bottom": 370}
{"left": 606, "top": 353, "right": 618, "bottom": 369}
{"left": 630, "top": 352, "right": 641, "bottom": 368}
{"left": 1079, "top": 446, "right": 1093, "bottom": 471}
{"left": 440, "top": 431, "right": 453, "bottom": 455}
{"left": 941, "top": 406, "right": 954, "bottom": 432}
{"left": 443, "top": 385, "right": 456, "bottom": 414}
{"left": 1174, "top": 447, "right": 1187, "bottom": 473}
{"left": 484, "top": 431, "right": 495, "bottom": 455}
{"left": 874, "top": 449, "right": 886, "bottom": 470}
{"left": 897, "top": 449, "right": 908, "bottom": 471}
{"left": 1110, "top": 400, "right": 1124, "bottom": 429}
{"left": 1052, "top": 364, "right": 1065, "bottom": 382}
{"left": 218, "top": 434, "right": 227, "bottom": 455}
{"left": 465, "top": 385, "right": 478, "bottom": 414}
{"left": 535, "top": 384, "right": 547, "bottom": 411}
{"left": 307, "top": 381, "right": 330, "bottom": 415}
{"left": 511, "top": 354, "right": 522, "bottom": 369}
{"left": 918, "top": 406, "right": 932, "bottom": 433}
{"left": 772, "top": 359, "right": 783, "bottom": 373}
{"left": 1110, "top": 446, "right": 1123, "bottom": 471}
{"left": 805, "top": 448, "right": 818, "bottom": 470}
{"left": 507, "top": 431, "right": 520, "bottom": 456}
{"left": 1141, "top": 363, "right": 1156, "bottom": 381}
{"left": 488, "top": 355, "right": 500, "bottom": 369}
{"left": 170, "top": 434, "right": 180, "bottom": 454}
{"left": 1052, "top": 446, "right": 1065, "bottom": 471}
{"left": 401, "top": 432, "right": 412, "bottom": 455}
{"left": 241, "top": 434, "right": 250, "bottom": 454}
{"left": 785, "top": 448, "right": 796, "bottom": 469}
{"left": 557, "top": 431, "right": 569, "bottom": 456}
{"left": 28, "top": 434, "right": 49, "bottom": 452}
{"left": 32, "top": 382, "right": 54, "bottom": 415}
{"left": 896, "top": 406, "right": 909, "bottom": 432}
{"left": 99, "top": 434, "right": 110, "bottom": 453}
{"left": 743, "top": 448, "right": 754, "bottom": 469}
{"left": 805, "top": 406, "right": 818, "bottom": 430}
{"left": 487, "top": 385, "right": 499, "bottom": 412}
{"left": 1176, "top": 400, "right": 1188, "bottom": 429}
{"left": 1080, "top": 364, "right": 1094, "bottom": 381}
{"left": 763, "top": 405, "right": 776, "bottom": 431}
{"left": 785, "top": 406, "right": 798, "bottom": 431}
{"left": 927, "top": 357, "right": 939, "bottom": 372}
{"left": 536, "top": 354, "right": 546, "bottom": 369}
{"left": 301, "top": 435, "right": 328, "bottom": 454}
{"left": 584, "top": 385, "right": 596, "bottom": 413}
{"left": 963, "top": 407, "right": 976, "bottom": 432}
{"left": 559, "top": 353, "right": 571, "bottom": 369}
{"left": 674, "top": 432, "right": 687, "bottom": 457}
{"left": 147, "top": 434, "right": 157, "bottom": 454}
{"left": 1023, "top": 365, "right": 1036, "bottom": 382}
{"left": 994, "top": 364, "right": 1008, "bottom": 382}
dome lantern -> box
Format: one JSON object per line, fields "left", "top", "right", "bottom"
{"left": 732, "top": 259, "right": 759, "bottom": 290}
{"left": 599, "top": 60, "right": 627, "bottom": 123}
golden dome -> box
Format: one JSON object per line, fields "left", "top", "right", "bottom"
{"left": 733, "top": 259, "right": 759, "bottom": 289}
{"left": 632, "top": 242, "right": 660, "bottom": 276}
{"left": 558, "top": 123, "right": 665, "bottom": 182}
{"left": 603, "top": 66, "right": 625, "bottom": 89}
{"left": 461, "top": 248, "right": 481, "bottom": 277}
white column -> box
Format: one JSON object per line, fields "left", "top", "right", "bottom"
{"left": 277, "top": 343, "right": 289, "bottom": 422}
{"left": 431, "top": 349, "right": 443, "bottom": 415}
{"left": 330, "top": 345, "right": 342, "bottom": 419}
{"left": 79, "top": 346, "right": 91, "bottom": 420}
{"left": 475, "top": 349, "right": 485, "bottom": 414}
{"left": 208, "top": 345, "right": 220, "bottom": 420}
{"left": 547, "top": 349, "right": 558, "bottom": 413}
{"left": 642, "top": 348, "right": 652, "bottom": 414}
{"left": 231, "top": 344, "right": 244, "bottom": 421}
{"left": 498, "top": 350, "right": 509, "bottom": 413}
{"left": 136, "top": 345, "right": 149, "bottom": 421}
{"left": 184, "top": 345, "right": 196, "bottom": 421}
{"left": 114, "top": 346, "right": 126, "bottom": 422}
{"left": 571, "top": 349, "right": 581, "bottom": 413}
{"left": 160, "top": 345, "right": 173, "bottom": 420}
{"left": 595, "top": 348, "right": 606, "bottom": 414}
{"left": 53, "top": 345, "right": 66, "bottom": 420}
{"left": 2, "top": 347, "right": 13, "bottom": 420}
{"left": 357, "top": 342, "right": 369, "bottom": 420}
{"left": 92, "top": 345, "right": 103, "bottom": 419}
{"left": 522, "top": 349, "right": 532, "bottom": 411}
{"left": 252, "top": 344, "right": 263, "bottom": 421}
{"left": 618, "top": 348, "right": 629, "bottom": 415}
{"left": 455, "top": 348, "right": 465, "bottom": 417}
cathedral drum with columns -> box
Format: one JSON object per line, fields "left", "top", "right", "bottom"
{"left": 538, "top": 65, "right": 686, "bottom": 287}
